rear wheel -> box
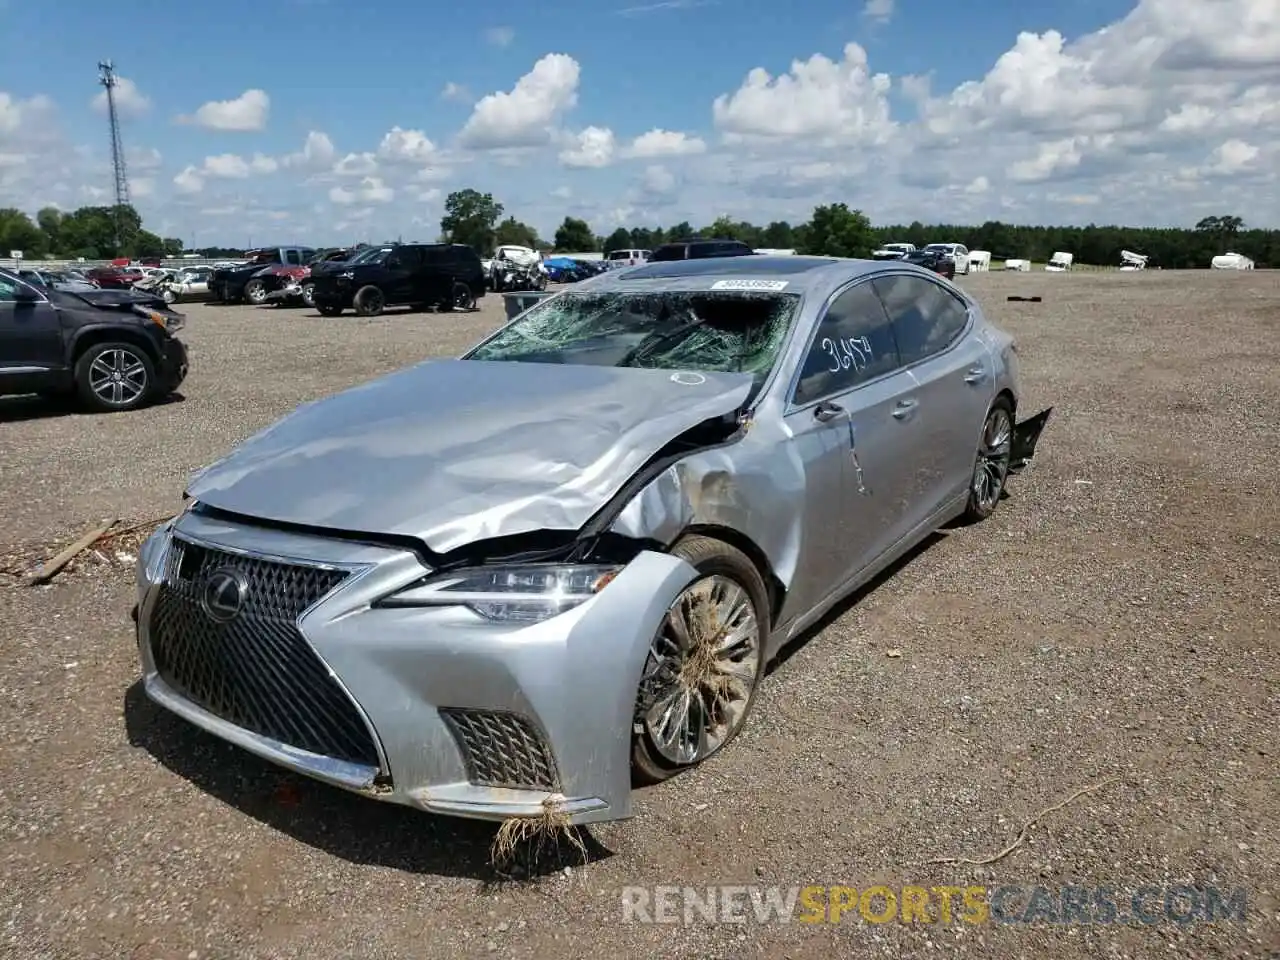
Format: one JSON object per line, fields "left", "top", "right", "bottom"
{"left": 962, "top": 397, "right": 1014, "bottom": 522}
{"left": 631, "top": 535, "right": 768, "bottom": 785}
{"left": 353, "top": 285, "right": 385, "bottom": 317}
{"left": 448, "top": 282, "right": 475, "bottom": 311}
{"left": 74, "top": 342, "right": 156, "bottom": 413}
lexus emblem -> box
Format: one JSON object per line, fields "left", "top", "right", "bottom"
{"left": 202, "top": 567, "right": 248, "bottom": 623}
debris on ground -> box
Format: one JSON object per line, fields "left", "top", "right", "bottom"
{"left": 1, "top": 514, "right": 174, "bottom": 586}
{"left": 489, "top": 793, "right": 589, "bottom": 879}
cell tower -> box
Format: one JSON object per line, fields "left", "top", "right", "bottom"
{"left": 97, "top": 60, "right": 130, "bottom": 252}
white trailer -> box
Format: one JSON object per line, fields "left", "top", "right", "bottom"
{"left": 1210, "top": 252, "right": 1254, "bottom": 270}
{"left": 1003, "top": 258, "right": 1031, "bottom": 271}
{"left": 1045, "top": 252, "right": 1074, "bottom": 272}
{"left": 1119, "top": 250, "right": 1148, "bottom": 271}
{"left": 967, "top": 250, "right": 991, "bottom": 272}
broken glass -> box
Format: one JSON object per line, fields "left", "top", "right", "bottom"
{"left": 467, "top": 291, "right": 800, "bottom": 382}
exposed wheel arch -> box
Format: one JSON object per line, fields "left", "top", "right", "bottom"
{"left": 678, "top": 523, "right": 786, "bottom": 630}
{"left": 70, "top": 326, "right": 160, "bottom": 369}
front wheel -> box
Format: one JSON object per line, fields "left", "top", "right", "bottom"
{"left": 74, "top": 342, "right": 156, "bottom": 412}
{"left": 353, "top": 285, "right": 385, "bottom": 317}
{"left": 631, "top": 535, "right": 768, "bottom": 785}
{"left": 161, "top": 287, "right": 178, "bottom": 304}
{"left": 962, "top": 397, "right": 1014, "bottom": 522}
{"left": 300, "top": 282, "right": 315, "bottom": 308}
{"left": 244, "top": 279, "right": 268, "bottom": 305}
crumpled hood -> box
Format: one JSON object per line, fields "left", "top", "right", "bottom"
{"left": 186, "top": 358, "right": 754, "bottom": 554}
{"left": 57, "top": 288, "right": 166, "bottom": 310}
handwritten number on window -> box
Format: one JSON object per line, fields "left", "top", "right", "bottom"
{"left": 822, "top": 335, "right": 873, "bottom": 374}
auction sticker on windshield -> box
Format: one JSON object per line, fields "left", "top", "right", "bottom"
{"left": 710, "top": 279, "right": 790, "bottom": 291}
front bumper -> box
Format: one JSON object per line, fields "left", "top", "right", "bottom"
{"left": 310, "top": 280, "right": 354, "bottom": 308}
{"left": 134, "top": 509, "right": 697, "bottom": 824}
{"left": 158, "top": 338, "right": 188, "bottom": 392}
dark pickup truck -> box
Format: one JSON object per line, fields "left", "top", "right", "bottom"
{"left": 209, "top": 246, "right": 317, "bottom": 304}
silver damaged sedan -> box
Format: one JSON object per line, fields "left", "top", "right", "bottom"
{"left": 134, "top": 256, "right": 1051, "bottom": 825}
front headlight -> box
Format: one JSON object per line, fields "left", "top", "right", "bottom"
{"left": 378, "top": 563, "right": 622, "bottom": 624}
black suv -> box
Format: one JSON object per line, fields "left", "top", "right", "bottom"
{"left": 0, "top": 268, "right": 188, "bottom": 412}
{"left": 646, "top": 238, "right": 755, "bottom": 262}
{"left": 310, "top": 243, "right": 486, "bottom": 317}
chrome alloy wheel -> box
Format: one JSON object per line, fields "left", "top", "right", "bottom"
{"left": 89, "top": 348, "right": 148, "bottom": 406}
{"left": 973, "top": 405, "right": 1013, "bottom": 512}
{"left": 639, "top": 574, "right": 762, "bottom": 765}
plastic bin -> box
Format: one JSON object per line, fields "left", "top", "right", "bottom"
{"left": 503, "top": 290, "right": 553, "bottom": 321}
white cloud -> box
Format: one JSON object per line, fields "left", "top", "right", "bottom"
{"left": 441, "top": 82, "right": 472, "bottom": 103}
{"left": 458, "top": 53, "right": 580, "bottom": 149}
{"left": 181, "top": 89, "right": 270, "bottom": 132}
{"left": 862, "top": 0, "right": 894, "bottom": 24}
{"left": 560, "top": 126, "right": 616, "bottom": 168}
{"left": 377, "top": 127, "right": 436, "bottom": 164}
{"left": 329, "top": 176, "right": 394, "bottom": 205}
{"left": 712, "top": 42, "right": 895, "bottom": 145}
{"left": 964, "top": 176, "right": 990, "bottom": 194}
{"left": 624, "top": 129, "right": 707, "bottom": 158}
{"left": 131, "top": 177, "right": 155, "bottom": 198}
{"left": 173, "top": 166, "right": 204, "bottom": 194}
{"left": 333, "top": 152, "right": 378, "bottom": 176}
{"left": 281, "top": 131, "right": 336, "bottom": 170}
{"left": 1208, "top": 138, "right": 1260, "bottom": 174}
{"left": 485, "top": 26, "right": 515, "bottom": 47}
{"left": 127, "top": 146, "right": 163, "bottom": 172}
{"left": 91, "top": 77, "right": 150, "bottom": 118}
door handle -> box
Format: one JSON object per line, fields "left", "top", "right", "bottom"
{"left": 891, "top": 398, "right": 918, "bottom": 420}
{"left": 813, "top": 401, "right": 848, "bottom": 423}
{"left": 964, "top": 365, "right": 987, "bottom": 384}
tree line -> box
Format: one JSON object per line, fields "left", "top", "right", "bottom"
{"left": 0, "top": 205, "right": 182, "bottom": 260}
{"left": 3, "top": 193, "right": 1273, "bottom": 269}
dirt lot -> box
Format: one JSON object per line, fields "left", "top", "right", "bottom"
{"left": 1, "top": 272, "right": 1277, "bottom": 959}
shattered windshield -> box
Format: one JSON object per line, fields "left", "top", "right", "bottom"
{"left": 466, "top": 291, "right": 800, "bottom": 381}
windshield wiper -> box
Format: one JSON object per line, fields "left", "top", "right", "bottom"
{"left": 617, "top": 309, "right": 710, "bottom": 367}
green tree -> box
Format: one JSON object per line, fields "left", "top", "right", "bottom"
{"left": 665, "top": 221, "right": 695, "bottom": 242}
{"left": 494, "top": 216, "right": 539, "bottom": 249}
{"left": 162, "top": 237, "right": 185, "bottom": 257}
{"left": 0, "top": 208, "right": 49, "bottom": 257}
{"left": 36, "top": 207, "right": 63, "bottom": 253}
{"left": 440, "top": 189, "right": 504, "bottom": 253}
{"left": 129, "top": 230, "right": 166, "bottom": 258}
{"left": 803, "top": 203, "right": 874, "bottom": 258}
{"left": 603, "top": 227, "right": 632, "bottom": 254}
{"left": 761, "top": 221, "right": 796, "bottom": 249}
{"left": 554, "top": 216, "right": 595, "bottom": 251}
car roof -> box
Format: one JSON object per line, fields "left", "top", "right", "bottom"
{"left": 592, "top": 255, "right": 850, "bottom": 291}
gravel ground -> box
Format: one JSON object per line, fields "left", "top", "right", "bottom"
{"left": 1, "top": 273, "right": 1277, "bottom": 959}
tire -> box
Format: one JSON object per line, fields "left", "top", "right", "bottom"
{"left": 631, "top": 535, "right": 769, "bottom": 785}
{"left": 961, "top": 396, "right": 1014, "bottom": 523}
{"left": 317, "top": 304, "right": 344, "bottom": 317}
{"left": 74, "top": 341, "right": 156, "bottom": 413}
{"left": 353, "top": 285, "right": 385, "bottom": 317}
{"left": 300, "top": 282, "right": 315, "bottom": 308}
{"left": 244, "top": 279, "right": 268, "bottom": 305}
{"left": 448, "top": 281, "right": 475, "bottom": 312}
{"left": 161, "top": 287, "right": 177, "bottom": 304}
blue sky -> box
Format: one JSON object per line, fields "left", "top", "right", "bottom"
{"left": 2, "top": 0, "right": 1277, "bottom": 247}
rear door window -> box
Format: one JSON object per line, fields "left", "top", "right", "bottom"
{"left": 871, "top": 275, "right": 970, "bottom": 366}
